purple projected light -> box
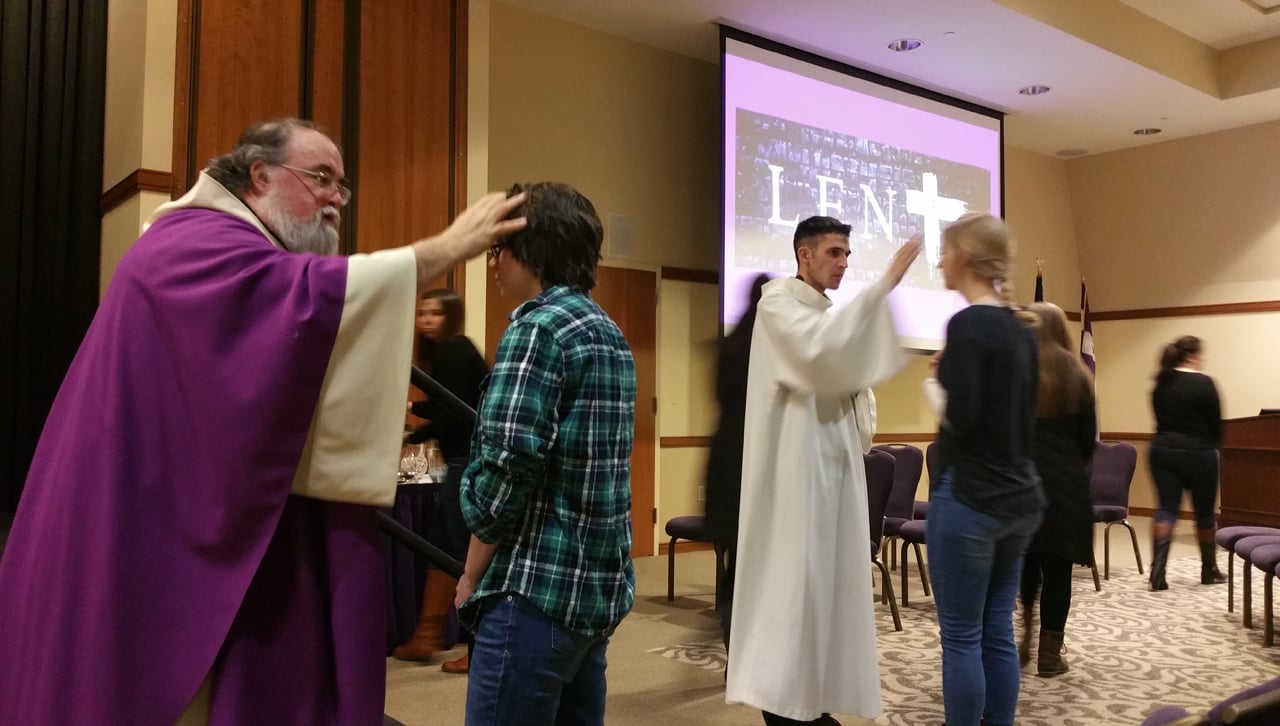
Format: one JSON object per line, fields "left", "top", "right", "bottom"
{"left": 722, "top": 42, "right": 1002, "bottom": 351}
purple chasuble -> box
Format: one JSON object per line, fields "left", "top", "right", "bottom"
{"left": 0, "top": 209, "right": 387, "bottom": 725}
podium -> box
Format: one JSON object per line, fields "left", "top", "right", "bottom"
{"left": 1219, "top": 414, "right": 1280, "bottom": 528}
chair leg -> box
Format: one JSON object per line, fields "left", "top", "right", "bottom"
{"left": 1244, "top": 563, "right": 1253, "bottom": 629}
{"left": 1104, "top": 521, "right": 1113, "bottom": 580}
{"left": 1088, "top": 546, "right": 1102, "bottom": 592}
{"left": 1229, "top": 551, "right": 1235, "bottom": 613}
{"left": 900, "top": 540, "right": 911, "bottom": 608}
{"left": 1121, "top": 520, "right": 1144, "bottom": 574}
{"left": 1266, "top": 573, "right": 1274, "bottom": 648}
{"left": 886, "top": 536, "right": 898, "bottom": 571}
{"left": 872, "top": 557, "right": 902, "bottom": 631}
{"left": 912, "top": 542, "right": 931, "bottom": 596}
{"left": 667, "top": 536, "right": 678, "bottom": 602}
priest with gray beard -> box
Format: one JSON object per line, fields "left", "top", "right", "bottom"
{"left": 0, "top": 118, "right": 525, "bottom": 725}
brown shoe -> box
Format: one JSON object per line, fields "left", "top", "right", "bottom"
{"left": 441, "top": 653, "right": 469, "bottom": 674}
{"left": 391, "top": 574, "right": 455, "bottom": 662}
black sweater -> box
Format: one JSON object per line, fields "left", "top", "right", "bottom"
{"left": 935, "top": 304, "right": 1044, "bottom": 521}
{"left": 1151, "top": 370, "right": 1221, "bottom": 450}
{"left": 407, "top": 335, "right": 489, "bottom": 459}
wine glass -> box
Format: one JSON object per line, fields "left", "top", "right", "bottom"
{"left": 400, "top": 443, "right": 428, "bottom": 480}
{"left": 426, "top": 447, "right": 448, "bottom": 483}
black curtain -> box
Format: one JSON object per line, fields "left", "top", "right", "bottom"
{"left": 0, "top": 0, "right": 107, "bottom": 514}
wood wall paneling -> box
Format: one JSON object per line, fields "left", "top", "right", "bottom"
{"left": 356, "top": 0, "right": 455, "bottom": 259}
{"left": 177, "top": 0, "right": 307, "bottom": 194}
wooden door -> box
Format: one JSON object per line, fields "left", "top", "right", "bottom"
{"left": 485, "top": 266, "right": 658, "bottom": 556}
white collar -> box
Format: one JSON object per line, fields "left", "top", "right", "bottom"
{"left": 144, "top": 172, "right": 283, "bottom": 249}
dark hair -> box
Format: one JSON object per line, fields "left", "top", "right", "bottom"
{"left": 1156, "top": 335, "right": 1202, "bottom": 383}
{"left": 205, "top": 118, "right": 327, "bottom": 197}
{"left": 722, "top": 274, "right": 769, "bottom": 361}
{"left": 792, "top": 216, "right": 851, "bottom": 264}
{"left": 415, "top": 289, "right": 464, "bottom": 369}
{"left": 1028, "top": 302, "right": 1093, "bottom": 417}
{"left": 498, "top": 182, "right": 603, "bottom": 292}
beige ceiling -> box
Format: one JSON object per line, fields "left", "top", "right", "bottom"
{"left": 500, "top": 0, "right": 1280, "bottom": 157}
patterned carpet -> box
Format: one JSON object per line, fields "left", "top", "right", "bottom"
{"left": 650, "top": 557, "right": 1280, "bottom": 725}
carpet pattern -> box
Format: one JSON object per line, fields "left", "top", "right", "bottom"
{"left": 650, "top": 557, "right": 1280, "bottom": 725}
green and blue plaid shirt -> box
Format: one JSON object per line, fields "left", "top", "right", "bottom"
{"left": 459, "top": 285, "right": 636, "bottom": 636}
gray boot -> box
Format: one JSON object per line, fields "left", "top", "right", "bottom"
{"left": 1037, "top": 629, "right": 1069, "bottom": 677}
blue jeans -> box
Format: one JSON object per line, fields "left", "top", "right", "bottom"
{"left": 926, "top": 473, "right": 1041, "bottom": 726}
{"left": 465, "top": 593, "right": 610, "bottom": 726}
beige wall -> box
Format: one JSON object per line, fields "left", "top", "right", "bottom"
{"left": 486, "top": 2, "right": 720, "bottom": 539}
{"left": 1064, "top": 120, "right": 1280, "bottom": 511}
{"left": 486, "top": 2, "right": 719, "bottom": 272}
{"left": 102, "top": 0, "right": 177, "bottom": 295}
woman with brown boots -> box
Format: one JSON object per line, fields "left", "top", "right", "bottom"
{"left": 392, "top": 289, "right": 489, "bottom": 672}
{"left": 1018, "top": 302, "right": 1097, "bottom": 678}
{"left": 1147, "top": 335, "right": 1225, "bottom": 591}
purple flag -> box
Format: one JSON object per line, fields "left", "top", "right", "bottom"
{"left": 1080, "top": 279, "right": 1095, "bottom": 374}
{"left": 1034, "top": 269, "right": 1044, "bottom": 303}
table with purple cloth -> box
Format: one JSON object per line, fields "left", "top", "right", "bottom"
{"left": 382, "top": 482, "right": 459, "bottom": 653}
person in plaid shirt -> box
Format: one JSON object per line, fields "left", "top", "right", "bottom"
{"left": 456, "top": 181, "right": 636, "bottom": 726}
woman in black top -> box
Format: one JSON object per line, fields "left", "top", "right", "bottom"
{"left": 1148, "top": 335, "right": 1224, "bottom": 591}
{"left": 704, "top": 273, "right": 768, "bottom": 653}
{"left": 925, "top": 212, "right": 1043, "bottom": 726}
{"left": 1018, "top": 302, "right": 1096, "bottom": 677}
{"left": 393, "top": 289, "right": 489, "bottom": 672}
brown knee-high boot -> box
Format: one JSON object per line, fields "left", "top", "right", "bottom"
{"left": 392, "top": 572, "right": 455, "bottom": 661}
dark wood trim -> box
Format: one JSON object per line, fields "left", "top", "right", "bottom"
{"left": 1129, "top": 506, "right": 1197, "bottom": 521}
{"left": 99, "top": 169, "right": 176, "bottom": 215}
{"left": 299, "top": 0, "right": 315, "bottom": 118}
{"left": 338, "top": 0, "right": 361, "bottom": 255}
{"left": 1100, "top": 432, "right": 1153, "bottom": 441}
{"left": 1066, "top": 310, "right": 1081, "bottom": 322}
{"left": 660, "top": 436, "right": 712, "bottom": 449}
{"left": 449, "top": 0, "right": 469, "bottom": 294}
{"left": 171, "top": 0, "right": 198, "bottom": 198}
{"left": 873, "top": 433, "right": 936, "bottom": 444}
{"left": 1091, "top": 300, "right": 1280, "bottom": 321}
{"left": 661, "top": 266, "right": 718, "bottom": 285}
{"left": 658, "top": 540, "right": 715, "bottom": 556}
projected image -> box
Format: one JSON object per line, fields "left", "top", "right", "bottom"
{"left": 734, "top": 108, "right": 991, "bottom": 289}
{"left": 722, "top": 35, "right": 1004, "bottom": 350}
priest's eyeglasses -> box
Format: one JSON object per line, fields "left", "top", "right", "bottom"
{"left": 277, "top": 164, "right": 353, "bottom": 206}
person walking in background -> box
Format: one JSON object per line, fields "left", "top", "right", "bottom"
{"left": 922, "top": 212, "right": 1044, "bottom": 726}
{"left": 1018, "top": 302, "right": 1097, "bottom": 678}
{"left": 393, "top": 289, "right": 489, "bottom": 674}
{"left": 1148, "top": 335, "right": 1225, "bottom": 590}
{"left": 704, "top": 273, "right": 769, "bottom": 655}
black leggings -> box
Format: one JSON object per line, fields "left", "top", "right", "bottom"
{"left": 1149, "top": 445, "right": 1218, "bottom": 529}
{"left": 1020, "top": 553, "right": 1073, "bottom": 632}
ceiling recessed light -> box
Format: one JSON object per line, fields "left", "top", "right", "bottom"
{"left": 1018, "top": 85, "right": 1051, "bottom": 96}
{"left": 1134, "top": 127, "right": 1162, "bottom": 135}
{"left": 943, "top": 31, "right": 956, "bottom": 37}
{"left": 1056, "top": 148, "right": 1088, "bottom": 158}
{"left": 888, "top": 38, "right": 922, "bottom": 52}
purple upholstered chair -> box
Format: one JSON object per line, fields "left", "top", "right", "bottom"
{"left": 864, "top": 448, "right": 902, "bottom": 631}
{"left": 897, "top": 442, "right": 940, "bottom": 606}
{"left": 1089, "top": 441, "right": 1142, "bottom": 580}
{"left": 873, "top": 443, "right": 924, "bottom": 572}
{"left": 1141, "top": 675, "right": 1280, "bottom": 725}
{"left": 1248, "top": 543, "right": 1280, "bottom": 646}
{"left": 664, "top": 514, "right": 714, "bottom": 602}
{"left": 1215, "top": 526, "right": 1280, "bottom": 613}
{"left": 1233, "top": 535, "right": 1280, "bottom": 630}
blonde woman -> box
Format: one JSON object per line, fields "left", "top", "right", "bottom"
{"left": 924, "top": 213, "right": 1044, "bottom": 726}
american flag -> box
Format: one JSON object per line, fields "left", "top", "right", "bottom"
{"left": 1080, "top": 279, "right": 1095, "bottom": 375}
